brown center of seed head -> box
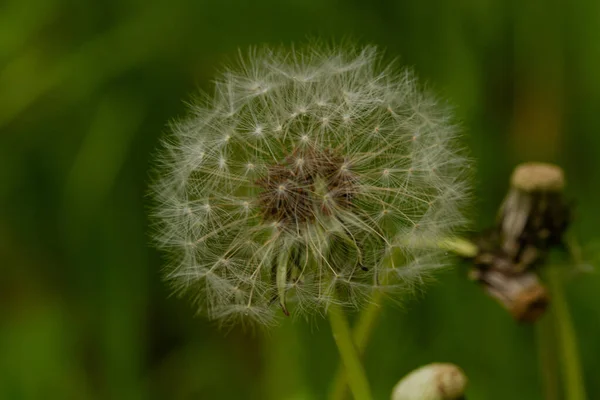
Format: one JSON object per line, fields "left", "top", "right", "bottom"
{"left": 256, "top": 146, "right": 356, "bottom": 227}
{"left": 510, "top": 162, "right": 565, "bottom": 193}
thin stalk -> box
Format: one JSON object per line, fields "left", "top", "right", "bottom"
{"left": 328, "top": 303, "right": 374, "bottom": 400}
{"left": 329, "top": 291, "right": 384, "bottom": 400}
{"left": 535, "top": 312, "right": 560, "bottom": 400}
{"left": 328, "top": 237, "right": 476, "bottom": 400}
{"left": 547, "top": 266, "right": 587, "bottom": 400}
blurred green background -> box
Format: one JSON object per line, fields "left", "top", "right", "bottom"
{"left": 2, "top": 0, "right": 600, "bottom": 398}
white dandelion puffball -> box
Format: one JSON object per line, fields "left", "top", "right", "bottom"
{"left": 152, "top": 44, "right": 469, "bottom": 326}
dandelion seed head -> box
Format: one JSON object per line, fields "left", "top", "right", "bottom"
{"left": 151, "top": 43, "right": 470, "bottom": 326}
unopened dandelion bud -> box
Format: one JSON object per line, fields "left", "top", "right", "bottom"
{"left": 151, "top": 44, "right": 470, "bottom": 325}
{"left": 391, "top": 363, "right": 467, "bottom": 400}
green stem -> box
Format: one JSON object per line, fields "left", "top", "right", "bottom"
{"left": 547, "top": 266, "right": 587, "bottom": 400}
{"left": 328, "top": 237, "right": 476, "bottom": 400}
{"left": 329, "top": 291, "right": 384, "bottom": 400}
{"left": 327, "top": 303, "right": 374, "bottom": 400}
{"left": 535, "top": 312, "right": 560, "bottom": 400}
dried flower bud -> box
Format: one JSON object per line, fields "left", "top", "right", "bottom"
{"left": 510, "top": 162, "right": 565, "bottom": 193}
{"left": 469, "top": 267, "right": 549, "bottom": 322}
{"left": 469, "top": 162, "right": 570, "bottom": 322}
{"left": 151, "top": 44, "right": 470, "bottom": 325}
{"left": 501, "top": 162, "right": 570, "bottom": 260}
{"left": 391, "top": 363, "right": 467, "bottom": 400}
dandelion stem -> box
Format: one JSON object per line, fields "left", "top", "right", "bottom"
{"left": 327, "top": 303, "right": 374, "bottom": 400}
{"left": 329, "top": 291, "right": 384, "bottom": 400}
{"left": 328, "top": 237, "right": 476, "bottom": 399}
{"left": 536, "top": 312, "right": 560, "bottom": 400}
{"left": 547, "top": 265, "right": 587, "bottom": 400}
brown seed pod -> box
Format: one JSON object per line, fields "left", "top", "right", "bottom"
{"left": 467, "top": 162, "right": 570, "bottom": 322}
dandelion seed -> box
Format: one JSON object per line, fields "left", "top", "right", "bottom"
{"left": 151, "top": 44, "right": 470, "bottom": 326}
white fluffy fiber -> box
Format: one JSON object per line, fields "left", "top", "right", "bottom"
{"left": 152, "top": 44, "right": 470, "bottom": 326}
